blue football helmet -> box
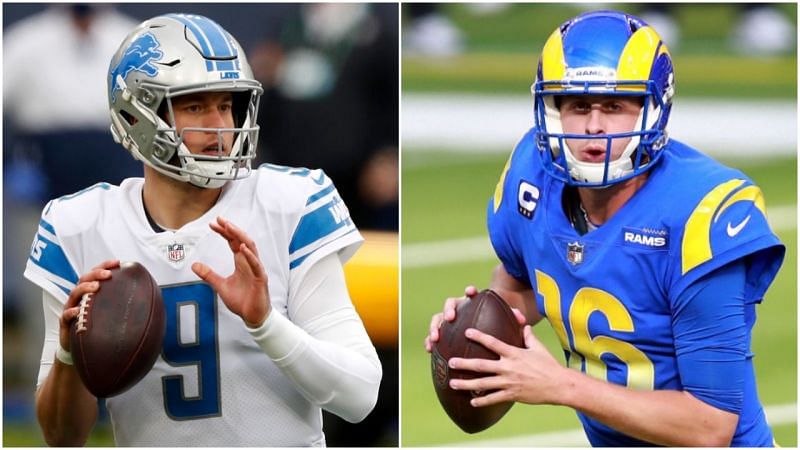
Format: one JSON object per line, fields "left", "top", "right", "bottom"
{"left": 533, "top": 10, "right": 675, "bottom": 187}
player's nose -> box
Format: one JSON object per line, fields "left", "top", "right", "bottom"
{"left": 204, "top": 109, "right": 228, "bottom": 128}
{"left": 585, "top": 108, "right": 605, "bottom": 135}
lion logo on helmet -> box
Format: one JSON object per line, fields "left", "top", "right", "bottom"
{"left": 109, "top": 32, "right": 164, "bottom": 102}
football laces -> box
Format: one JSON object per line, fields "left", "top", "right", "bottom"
{"left": 76, "top": 293, "right": 92, "bottom": 333}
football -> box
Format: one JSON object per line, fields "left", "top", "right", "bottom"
{"left": 69, "top": 261, "right": 166, "bottom": 397}
{"left": 431, "top": 289, "right": 524, "bottom": 433}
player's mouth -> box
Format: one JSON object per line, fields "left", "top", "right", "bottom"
{"left": 200, "top": 144, "right": 228, "bottom": 156}
{"left": 579, "top": 145, "right": 608, "bottom": 163}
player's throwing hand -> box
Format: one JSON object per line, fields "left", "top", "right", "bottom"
{"left": 192, "top": 216, "right": 270, "bottom": 328}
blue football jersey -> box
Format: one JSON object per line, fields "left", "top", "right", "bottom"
{"left": 488, "top": 129, "right": 784, "bottom": 446}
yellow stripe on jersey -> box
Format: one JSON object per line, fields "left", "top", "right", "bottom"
{"left": 682, "top": 179, "right": 746, "bottom": 274}
{"left": 617, "top": 26, "right": 668, "bottom": 92}
{"left": 714, "top": 185, "right": 767, "bottom": 224}
{"left": 492, "top": 148, "right": 516, "bottom": 213}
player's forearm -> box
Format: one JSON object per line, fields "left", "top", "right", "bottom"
{"left": 35, "top": 359, "right": 98, "bottom": 446}
{"left": 248, "top": 309, "right": 382, "bottom": 423}
{"left": 557, "top": 368, "right": 737, "bottom": 446}
{"left": 490, "top": 263, "right": 542, "bottom": 325}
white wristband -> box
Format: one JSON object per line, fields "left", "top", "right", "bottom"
{"left": 56, "top": 345, "right": 73, "bottom": 366}
{"left": 246, "top": 311, "right": 304, "bottom": 362}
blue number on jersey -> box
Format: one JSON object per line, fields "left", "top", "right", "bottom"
{"left": 161, "top": 283, "right": 221, "bottom": 420}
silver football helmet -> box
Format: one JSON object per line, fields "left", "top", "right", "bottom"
{"left": 108, "top": 14, "right": 263, "bottom": 188}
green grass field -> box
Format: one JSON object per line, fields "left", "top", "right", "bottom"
{"left": 401, "top": 152, "right": 797, "bottom": 446}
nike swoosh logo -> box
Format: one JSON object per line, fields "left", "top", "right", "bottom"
{"left": 727, "top": 215, "right": 751, "bottom": 237}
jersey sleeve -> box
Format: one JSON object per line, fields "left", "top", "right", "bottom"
{"left": 672, "top": 260, "right": 748, "bottom": 414}
{"left": 287, "top": 169, "right": 363, "bottom": 272}
{"left": 670, "top": 178, "right": 785, "bottom": 304}
{"left": 23, "top": 200, "right": 80, "bottom": 301}
{"left": 486, "top": 133, "right": 534, "bottom": 286}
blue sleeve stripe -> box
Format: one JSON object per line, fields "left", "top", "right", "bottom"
{"left": 39, "top": 218, "right": 56, "bottom": 235}
{"left": 289, "top": 253, "right": 311, "bottom": 270}
{"left": 289, "top": 228, "right": 359, "bottom": 270}
{"left": 31, "top": 235, "right": 78, "bottom": 286}
{"left": 289, "top": 200, "right": 352, "bottom": 254}
{"left": 305, "top": 185, "right": 335, "bottom": 206}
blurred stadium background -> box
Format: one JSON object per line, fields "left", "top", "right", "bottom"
{"left": 3, "top": 3, "right": 397, "bottom": 446}
{"left": 401, "top": 3, "right": 796, "bottom": 447}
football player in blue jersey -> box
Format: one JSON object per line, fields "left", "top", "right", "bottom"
{"left": 27, "top": 14, "right": 381, "bottom": 446}
{"left": 425, "top": 10, "right": 784, "bottom": 447}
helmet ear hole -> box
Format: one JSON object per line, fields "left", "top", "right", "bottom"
{"left": 120, "top": 110, "right": 138, "bottom": 126}
{"left": 231, "top": 92, "right": 250, "bottom": 128}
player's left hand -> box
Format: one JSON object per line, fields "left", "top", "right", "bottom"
{"left": 447, "top": 325, "right": 567, "bottom": 407}
{"left": 192, "top": 216, "right": 270, "bottom": 328}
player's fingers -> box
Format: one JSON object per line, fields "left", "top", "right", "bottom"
{"left": 239, "top": 243, "right": 266, "bottom": 280}
{"left": 77, "top": 265, "right": 115, "bottom": 284}
{"left": 443, "top": 297, "right": 463, "bottom": 322}
{"left": 210, "top": 220, "right": 240, "bottom": 252}
{"left": 59, "top": 304, "right": 84, "bottom": 350}
{"left": 523, "top": 325, "right": 537, "bottom": 349}
{"left": 224, "top": 219, "right": 259, "bottom": 257}
{"left": 65, "top": 280, "right": 100, "bottom": 309}
{"left": 464, "top": 328, "right": 512, "bottom": 355}
{"left": 449, "top": 373, "right": 503, "bottom": 392}
{"left": 448, "top": 355, "right": 501, "bottom": 374}
{"left": 192, "top": 262, "right": 226, "bottom": 290}
{"left": 61, "top": 305, "right": 82, "bottom": 327}
{"left": 91, "top": 260, "right": 120, "bottom": 271}
{"left": 470, "top": 388, "right": 512, "bottom": 408}
{"left": 511, "top": 307, "right": 527, "bottom": 326}
{"left": 424, "top": 336, "right": 433, "bottom": 353}
{"left": 464, "top": 285, "right": 479, "bottom": 297}
{"left": 428, "top": 312, "right": 444, "bottom": 342}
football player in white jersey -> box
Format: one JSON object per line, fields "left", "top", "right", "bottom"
{"left": 25, "top": 14, "right": 382, "bottom": 446}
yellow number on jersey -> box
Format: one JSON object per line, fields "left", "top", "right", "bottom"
{"left": 536, "top": 269, "right": 655, "bottom": 390}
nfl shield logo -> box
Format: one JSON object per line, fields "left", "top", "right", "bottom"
{"left": 567, "top": 241, "right": 584, "bottom": 265}
{"left": 168, "top": 243, "right": 185, "bottom": 262}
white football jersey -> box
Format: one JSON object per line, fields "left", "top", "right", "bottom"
{"left": 25, "top": 165, "right": 363, "bottom": 446}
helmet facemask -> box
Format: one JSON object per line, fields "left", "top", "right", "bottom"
{"left": 534, "top": 80, "right": 670, "bottom": 188}
{"left": 153, "top": 86, "right": 261, "bottom": 189}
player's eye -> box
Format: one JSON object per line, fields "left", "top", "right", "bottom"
{"left": 183, "top": 104, "right": 204, "bottom": 113}
{"left": 219, "top": 102, "right": 233, "bottom": 112}
{"left": 571, "top": 101, "right": 591, "bottom": 113}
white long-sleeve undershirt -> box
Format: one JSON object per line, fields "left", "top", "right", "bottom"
{"left": 246, "top": 252, "right": 382, "bottom": 423}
